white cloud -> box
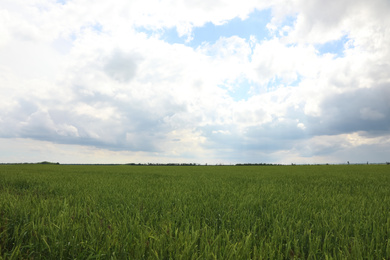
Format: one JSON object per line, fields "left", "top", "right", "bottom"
{"left": 0, "top": 9, "right": 12, "bottom": 47}
{"left": 1, "top": 0, "right": 390, "bottom": 163}
{"left": 249, "top": 38, "right": 320, "bottom": 86}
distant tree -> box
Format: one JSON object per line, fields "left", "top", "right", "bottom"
{"left": 38, "top": 161, "right": 59, "bottom": 165}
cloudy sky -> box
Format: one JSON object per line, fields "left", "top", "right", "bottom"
{"left": 1, "top": 0, "right": 390, "bottom": 164}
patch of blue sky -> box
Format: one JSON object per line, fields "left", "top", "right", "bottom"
{"left": 277, "top": 15, "right": 296, "bottom": 37}
{"left": 265, "top": 75, "right": 302, "bottom": 92}
{"left": 288, "top": 74, "right": 302, "bottom": 87}
{"left": 56, "top": 0, "right": 67, "bottom": 5}
{"left": 160, "top": 27, "right": 183, "bottom": 44}
{"left": 225, "top": 76, "right": 289, "bottom": 98}
{"left": 189, "top": 9, "right": 272, "bottom": 47}
{"left": 65, "top": 23, "right": 102, "bottom": 42}
{"left": 149, "top": 8, "right": 273, "bottom": 47}
{"left": 92, "top": 23, "right": 103, "bottom": 33}
{"left": 222, "top": 79, "right": 255, "bottom": 101}
{"left": 266, "top": 77, "right": 284, "bottom": 92}
{"left": 317, "top": 35, "right": 349, "bottom": 57}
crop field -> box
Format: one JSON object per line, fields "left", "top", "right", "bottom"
{"left": 0, "top": 164, "right": 389, "bottom": 259}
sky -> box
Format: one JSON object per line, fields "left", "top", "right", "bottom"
{"left": 1, "top": 0, "right": 390, "bottom": 164}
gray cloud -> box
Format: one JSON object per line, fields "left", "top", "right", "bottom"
{"left": 199, "top": 117, "right": 307, "bottom": 156}
{"left": 309, "top": 83, "right": 390, "bottom": 136}
{"left": 103, "top": 50, "right": 141, "bottom": 83}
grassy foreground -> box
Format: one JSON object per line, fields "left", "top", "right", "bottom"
{"left": 0, "top": 164, "right": 389, "bottom": 259}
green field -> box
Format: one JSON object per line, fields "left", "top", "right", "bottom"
{"left": 0, "top": 164, "right": 389, "bottom": 259}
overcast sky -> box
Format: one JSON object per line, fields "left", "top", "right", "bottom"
{"left": 1, "top": 0, "right": 390, "bottom": 164}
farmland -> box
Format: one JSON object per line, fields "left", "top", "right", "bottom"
{"left": 0, "top": 164, "right": 389, "bottom": 259}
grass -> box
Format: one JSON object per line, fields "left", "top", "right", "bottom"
{"left": 0, "top": 164, "right": 389, "bottom": 259}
